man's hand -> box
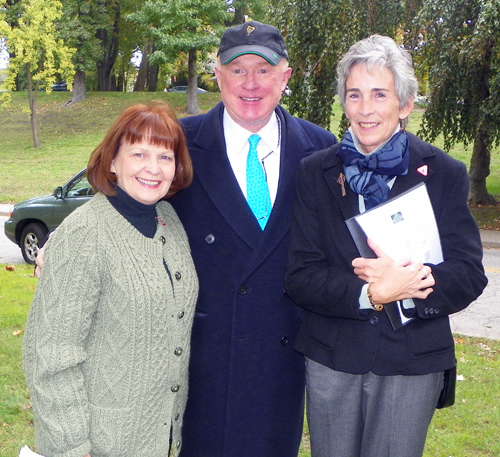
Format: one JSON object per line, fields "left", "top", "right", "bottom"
{"left": 33, "top": 232, "right": 52, "bottom": 278}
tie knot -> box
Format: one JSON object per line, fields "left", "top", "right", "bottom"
{"left": 248, "top": 134, "right": 261, "bottom": 151}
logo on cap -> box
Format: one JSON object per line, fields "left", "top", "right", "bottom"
{"left": 246, "top": 25, "right": 255, "bottom": 35}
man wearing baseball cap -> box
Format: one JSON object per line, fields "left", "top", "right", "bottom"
{"left": 172, "top": 21, "right": 337, "bottom": 456}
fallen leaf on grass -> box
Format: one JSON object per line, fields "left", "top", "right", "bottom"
{"left": 13, "top": 329, "right": 23, "bottom": 336}
{"left": 457, "top": 374, "right": 465, "bottom": 381}
{"left": 5, "top": 265, "right": 15, "bottom": 271}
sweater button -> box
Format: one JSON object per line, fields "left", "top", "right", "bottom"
{"left": 159, "top": 236, "right": 166, "bottom": 244}
{"left": 174, "top": 347, "right": 183, "bottom": 356}
{"left": 175, "top": 441, "right": 181, "bottom": 448}
{"left": 171, "top": 385, "right": 180, "bottom": 393}
{"left": 178, "top": 311, "right": 185, "bottom": 319}
{"left": 175, "top": 271, "right": 181, "bottom": 280}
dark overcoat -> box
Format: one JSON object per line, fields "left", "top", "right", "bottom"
{"left": 171, "top": 102, "right": 337, "bottom": 457}
{"left": 285, "top": 132, "right": 488, "bottom": 376}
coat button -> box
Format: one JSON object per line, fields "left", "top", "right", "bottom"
{"left": 237, "top": 285, "right": 247, "bottom": 294}
{"left": 176, "top": 441, "right": 181, "bottom": 448}
{"left": 175, "top": 271, "right": 181, "bottom": 280}
{"left": 159, "top": 236, "right": 166, "bottom": 244}
{"left": 370, "top": 316, "right": 379, "bottom": 325}
{"left": 178, "top": 311, "right": 185, "bottom": 319}
{"left": 174, "top": 347, "right": 183, "bottom": 356}
{"left": 171, "top": 385, "right": 180, "bottom": 393}
{"left": 205, "top": 234, "right": 215, "bottom": 244}
{"left": 281, "top": 336, "right": 289, "bottom": 345}
{"left": 283, "top": 290, "right": 288, "bottom": 296}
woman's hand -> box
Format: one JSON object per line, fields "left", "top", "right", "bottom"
{"left": 352, "top": 238, "right": 435, "bottom": 303}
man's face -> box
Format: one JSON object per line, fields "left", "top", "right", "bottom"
{"left": 215, "top": 54, "right": 292, "bottom": 133}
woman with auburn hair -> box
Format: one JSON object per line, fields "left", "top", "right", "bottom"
{"left": 23, "top": 101, "right": 198, "bottom": 457}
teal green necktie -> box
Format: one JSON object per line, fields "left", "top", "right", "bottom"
{"left": 246, "top": 134, "right": 271, "bottom": 229}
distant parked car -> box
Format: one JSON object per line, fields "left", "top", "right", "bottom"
{"left": 4, "top": 169, "right": 94, "bottom": 264}
{"left": 283, "top": 85, "right": 292, "bottom": 96}
{"left": 168, "top": 85, "right": 208, "bottom": 93}
{"left": 52, "top": 82, "right": 68, "bottom": 91}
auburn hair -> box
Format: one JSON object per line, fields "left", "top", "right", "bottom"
{"left": 86, "top": 101, "right": 193, "bottom": 199}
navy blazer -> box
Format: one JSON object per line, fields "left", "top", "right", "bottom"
{"left": 171, "top": 102, "right": 336, "bottom": 457}
{"left": 285, "top": 132, "right": 487, "bottom": 376}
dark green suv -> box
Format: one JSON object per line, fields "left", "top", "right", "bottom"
{"left": 4, "top": 169, "right": 94, "bottom": 264}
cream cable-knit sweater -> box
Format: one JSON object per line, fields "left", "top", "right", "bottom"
{"left": 23, "top": 193, "right": 198, "bottom": 457}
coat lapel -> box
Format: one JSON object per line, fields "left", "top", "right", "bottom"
{"left": 188, "top": 103, "right": 264, "bottom": 249}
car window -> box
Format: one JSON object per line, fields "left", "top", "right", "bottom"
{"left": 66, "top": 174, "right": 95, "bottom": 197}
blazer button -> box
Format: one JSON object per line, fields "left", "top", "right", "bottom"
{"left": 205, "top": 234, "right": 215, "bottom": 244}
{"left": 175, "top": 271, "right": 182, "bottom": 281}
{"left": 238, "top": 285, "right": 247, "bottom": 295}
{"left": 370, "top": 316, "right": 379, "bottom": 325}
{"left": 283, "top": 290, "right": 289, "bottom": 296}
{"left": 171, "top": 385, "right": 180, "bottom": 393}
{"left": 174, "top": 347, "right": 183, "bottom": 356}
{"left": 159, "top": 236, "right": 166, "bottom": 244}
{"left": 281, "top": 336, "right": 289, "bottom": 345}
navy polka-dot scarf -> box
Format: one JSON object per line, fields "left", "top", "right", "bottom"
{"left": 336, "top": 129, "right": 410, "bottom": 210}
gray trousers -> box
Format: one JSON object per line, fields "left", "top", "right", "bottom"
{"left": 305, "top": 357, "right": 443, "bottom": 457}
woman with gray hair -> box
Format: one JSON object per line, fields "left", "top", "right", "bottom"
{"left": 285, "top": 35, "right": 487, "bottom": 456}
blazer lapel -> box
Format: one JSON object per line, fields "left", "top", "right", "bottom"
{"left": 322, "top": 145, "right": 360, "bottom": 221}
{"left": 391, "top": 132, "right": 436, "bottom": 196}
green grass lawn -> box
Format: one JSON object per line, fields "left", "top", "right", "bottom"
{"left": 1, "top": 264, "right": 498, "bottom": 456}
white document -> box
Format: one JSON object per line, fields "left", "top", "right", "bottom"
{"left": 354, "top": 183, "right": 443, "bottom": 265}
{"left": 19, "top": 446, "right": 46, "bottom": 457}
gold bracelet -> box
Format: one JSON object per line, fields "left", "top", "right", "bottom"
{"left": 367, "top": 283, "right": 384, "bottom": 312}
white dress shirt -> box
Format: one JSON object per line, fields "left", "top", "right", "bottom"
{"left": 223, "top": 109, "right": 281, "bottom": 206}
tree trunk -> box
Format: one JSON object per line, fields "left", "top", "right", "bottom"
{"left": 186, "top": 48, "right": 201, "bottom": 115}
{"left": 26, "top": 64, "right": 40, "bottom": 148}
{"left": 147, "top": 64, "right": 159, "bottom": 92}
{"left": 70, "top": 70, "right": 86, "bottom": 103}
{"left": 469, "top": 127, "right": 497, "bottom": 205}
{"left": 469, "top": 39, "right": 496, "bottom": 205}
{"left": 226, "top": 3, "right": 246, "bottom": 26}
{"left": 96, "top": 2, "right": 120, "bottom": 91}
{"left": 134, "top": 42, "right": 152, "bottom": 92}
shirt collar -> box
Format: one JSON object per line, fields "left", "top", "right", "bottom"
{"left": 223, "top": 109, "right": 279, "bottom": 157}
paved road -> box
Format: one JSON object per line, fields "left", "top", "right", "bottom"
{"left": 0, "top": 215, "right": 24, "bottom": 264}
{"left": 1, "top": 214, "right": 499, "bottom": 340}
{"left": 449, "top": 248, "right": 500, "bottom": 341}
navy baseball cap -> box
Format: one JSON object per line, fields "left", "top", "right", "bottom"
{"left": 217, "top": 21, "right": 289, "bottom": 66}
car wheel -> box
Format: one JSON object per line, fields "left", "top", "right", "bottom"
{"left": 20, "top": 223, "right": 48, "bottom": 264}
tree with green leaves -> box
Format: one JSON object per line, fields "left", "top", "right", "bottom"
{"left": 415, "top": 0, "right": 499, "bottom": 204}
{"left": 0, "top": 0, "right": 75, "bottom": 147}
{"left": 130, "top": 0, "right": 230, "bottom": 114}
{"left": 57, "top": 0, "right": 103, "bottom": 101}
{"left": 268, "top": 0, "right": 403, "bottom": 132}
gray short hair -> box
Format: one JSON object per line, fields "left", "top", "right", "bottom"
{"left": 337, "top": 35, "right": 418, "bottom": 110}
